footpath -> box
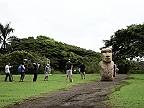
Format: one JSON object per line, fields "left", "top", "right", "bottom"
{"left": 8, "top": 74, "right": 128, "bottom": 108}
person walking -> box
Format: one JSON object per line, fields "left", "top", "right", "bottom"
{"left": 18, "top": 63, "right": 25, "bottom": 82}
{"left": 65, "top": 59, "right": 73, "bottom": 82}
{"left": 33, "top": 63, "right": 39, "bottom": 82}
{"left": 79, "top": 63, "right": 86, "bottom": 79}
{"left": 5, "top": 63, "right": 12, "bottom": 82}
{"left": 44, "top": 63, "right": 51, "bottom": 81}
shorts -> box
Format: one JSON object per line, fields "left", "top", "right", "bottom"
{"left": 66, "top": 69, "right": 72, "bottom": 76}
{"left": 80, "top": 71, "right": 85, "bottom": 74}
{"left": 45, "top": 72, "right": 48, "bottom": 76}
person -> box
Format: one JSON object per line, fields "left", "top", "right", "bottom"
{"left": 65, "top": 59, "right": 73, "bottom": 82}
{"left": 79, "top": 63, "right": 86, "bottom": 79}
{"left": 113, "top": 64, "right": 119, "bottom": 77}
{"left": 18, "top": 63, "right": 25, "bottom": 82}
{"left": 44, "top": 63, "right": 51, "bottom": 81}
{"left": 33, "top": 63, "right": 39, "bottom": 82}
{"left": 5, "top": 63, "right": 12, "bottom": 82}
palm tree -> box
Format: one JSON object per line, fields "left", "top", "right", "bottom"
{"left": 0, "top": 23, "right": 14, "bottom": 51}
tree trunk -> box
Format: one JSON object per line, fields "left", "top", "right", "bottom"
{"left": 3, "top": 38, "right": 6, "bottom": 50}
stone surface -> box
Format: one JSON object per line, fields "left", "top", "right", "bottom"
{"left": 99, "top": 48, "right": 115, "bottom": 81}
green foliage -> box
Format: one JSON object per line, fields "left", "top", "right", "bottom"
{"left": 0, "top": 51, "right": 48, "bottom": 74}
{"left": 129, "top": 61, "right": 144, "bottom": 74}
{"left": 0, "top": 23, "right": 14, "bottom": 52}
{"left": 0, "top": 74, "right": 100, "bottom": 108}
{"left": 8, "top": 35, "right": 101, "bottom": 73}
{"left": 104, "top": 23, "right": 144, "bottom": 63}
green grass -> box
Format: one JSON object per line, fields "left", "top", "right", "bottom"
{"left": 0, "top": 74, "right": 99, "bottom": 108}
{"left": 109, "top": 74, "right": 144, "bottom": 108}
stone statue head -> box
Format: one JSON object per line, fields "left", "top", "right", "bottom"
{"left": 101, "top": 48, "right": 112, "bottom": 63}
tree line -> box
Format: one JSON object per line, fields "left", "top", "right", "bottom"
{"left": 0, "top": 23, "right": 101, "bottom": 74}
{"left": 1, "top": 22, "right": 144, "bottom": 74}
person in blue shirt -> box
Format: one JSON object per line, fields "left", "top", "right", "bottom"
{"left": 18, "top": 63, "right": 25, "bottom": 82}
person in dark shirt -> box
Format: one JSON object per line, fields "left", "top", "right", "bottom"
{"left": 79, "top": 63, "right": 86, "bottom": 79}
{"left": 65, "top": 59, "right": 73, "bottom": 82}
{"left": 33, "top": 63, "right": 40, "bottom": 82}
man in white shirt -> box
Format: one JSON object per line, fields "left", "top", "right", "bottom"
{"left": 5, "top": 63, "right": 12, "bottom": 82}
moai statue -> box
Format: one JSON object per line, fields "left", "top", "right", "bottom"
{"left": 99, "top": 48, "right": 115, "bottom": 81}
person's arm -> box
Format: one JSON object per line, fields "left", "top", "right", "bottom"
{"left": 9, "top": 65, "right": 13, "bottom": 68}
{"left": 22, "top": 65, "right": 25, "bottom": 70}
{"left": 71, "top": 64, "right": 73, "bottom": 70}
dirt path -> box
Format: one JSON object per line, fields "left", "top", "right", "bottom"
{"left": 8, "top": 74, "right": 128, "bottom": 108}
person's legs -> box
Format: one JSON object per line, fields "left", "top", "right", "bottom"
{"left": 10, "top": 74, "right": 13, "bottom": 81}
{"left": 8, "top": 73, "right": 12, "bottom": 82}
{"left": 20, "top": 73, "right": 23, "bottom": 81}
{"left": 35, "top": 74, "right": 37, "bottom": 81}
{"left": 33, "top": 73, "right": 37, "bottom": 82}
{"left": 80, "top": 72, "right": 83, "bottom": 79}
{"left": 83, "top": 72, "right": 86, "bottom": 79}
{"left": 44, "top": 72, "right": 48, "bottom": 81}
{"left": 80, "top": 71, "right": 85, "bottom": 79}
{"left": 44, "top": 76, "right": 48, "bottom": 80}
{"left": 33, "top": 74, "right": 35, "bottom": 81}
{"left": 21, "top": 73, "right": 25, "bottom": 81}
{"left": 66, "top": 70, "right": 69, "bottom": 80}
{"left": 69, "top": 70, "right": 73, "bottom": 82}
{"left": 5, "top": 73, "right": 9, "bottom": 81}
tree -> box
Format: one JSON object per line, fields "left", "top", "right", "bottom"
{"left": 104, "top": 24, "right": 144, "bottom": 63}
{"left": 0, "top": 23, "right": 14, "bottom": 52}
{"left": 10, "top": 35, "right": 101, "bottom": 73}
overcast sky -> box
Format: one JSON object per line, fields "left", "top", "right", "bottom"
{"left": 1, "top": 0, "right": 144, "bottom": 52}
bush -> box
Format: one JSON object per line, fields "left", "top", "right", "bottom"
{"left": 129, "top": 70, "right": 144, "bottom": 74}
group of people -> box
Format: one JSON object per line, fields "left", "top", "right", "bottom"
{"left": 65, "top": 59, "right": 86, "bottom": 82}
{"left": 4, "top": 59, "right": 86, "bottom": 83}
{"left": 4, "top": 62, "right": 51, "bottom": 82}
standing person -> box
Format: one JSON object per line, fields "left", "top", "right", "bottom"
{"left": 33, "top": 63, "right": 39, "bottom": 82}
{"left": 65, "top": 59, "right": 73, "bottom": 82}
{"left": 5, "top": 63, "right": 12, "bottom": 82}
{"left": 79, "top": 63, "right": 86, "bottom": 79}
{"left": 113, "top": 64, "right": 119, "bottom": 77}
{"left": 18, "top": 63, "right": 25, "bottom": 82}
{"left": 44, "top": 63, "right": 51, "bottom": 81}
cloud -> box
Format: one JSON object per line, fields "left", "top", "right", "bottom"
{"left": 1, "top": 0, "right": 144, "bottom": 52}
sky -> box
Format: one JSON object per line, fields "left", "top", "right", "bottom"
{"left": 0, "top": 0, "right": 144, "bottom": 52}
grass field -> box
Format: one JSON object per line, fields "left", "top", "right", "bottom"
{"left": 109, "top": 74, "right": 144, "bottom": 108}
{"left": 0, "top": 73, "right": 99, "bottom": 108}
